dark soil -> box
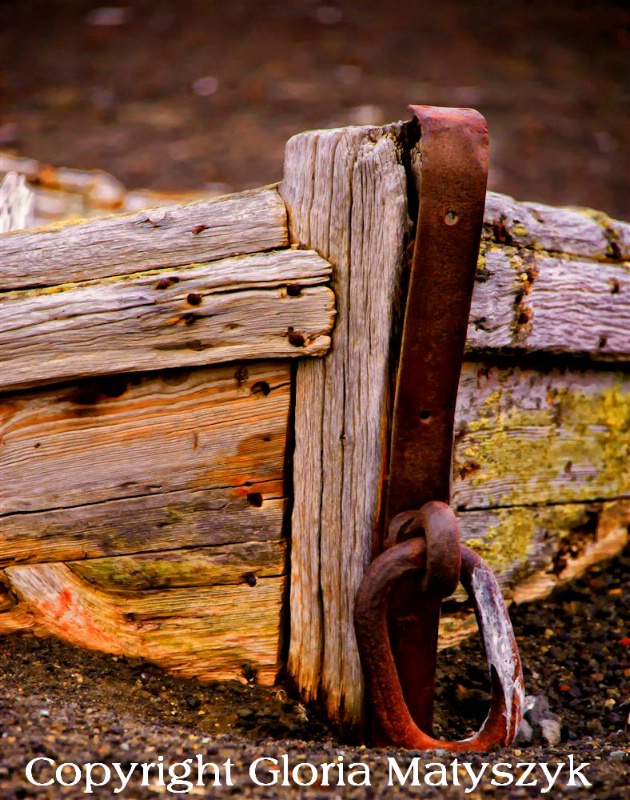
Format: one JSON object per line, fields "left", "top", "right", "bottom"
{"left": 1, "top": 544, "right": 628, "bottom": 798}
{"left": 1, "top": 0, "right": 629, "bottom": 218}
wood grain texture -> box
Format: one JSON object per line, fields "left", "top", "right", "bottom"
{"left": 0, "top": 360, "right": 291, "bottom": 684}
{"left": 0, "top": 249, "right": 334, "bottom": 391}
{"left": 0, "top": 186, "right": 289, "bottom": 289}
{"left": 467, "top": 246, "right": 630, "bottom": 358}
{"left": 0, "top": 362, "right": 291, "bottom": 514}
{"left": 472, "top": 192, "right": 630, "bottom": 359}
{"left": 66, "top": 540, "right": 286, "bottom": 592}
{"left": 281, "top": 124, "right": 410, "bottom": 726}
{"left": 483, "top": 191, "right": 630, "bottom": 261}
{"left": 0, "top": 570, "right": 15, "bottom": 613}
{"left": 0, "top": 489, "right": 286, "bottom": 567}
{"left": 3, "top": 122, "right": 630, "bottom": 720}
{"left": 1, "top": 563, "right": 285, "bottom": 684}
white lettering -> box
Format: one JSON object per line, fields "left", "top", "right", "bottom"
{"left": 194, "top": 755, "right": 234, "bottom": 786}
{"left": 490, "top": 762, "right": 514, "bottom": 787}
{"left": 56, "top": 763, "right": 81, "bottom": 787}
{"left": 167, "top": 759, "right": 193, "bottom": 794}
{"left": 84, "top": 763, "right": 111, "bottom": 794}
{"left": 539, "top": 762, "right": 565, "bottom": 793}
{"left": 462, "top": 762, "right": 489, "bottom": 793}
{"left": 388, "top": 757, "right": 421, "bottom": 786}
{"left": 566, "top": 755, "right": 591, "bottom": 788}
{"left": 320, "top": 761, "right": 338, "bottom": 786}
{"left": 292, "top": 762, "right": 318, "bottom": 787}
{"left": 450, "top": 758, "right": 461, "bottom": 786}
{"left": 140, "top": 762, "right": 156, "bottom": 786}
{"left": 250, "top": 757, "right": 278, "bottom": 786}
{"left": 112, "top": 762, "right": 139, "bottom": 794}
{"left": 25, "top": 757, "right": 54, "bottom": 787}
{"left": 515, "top": 762, "right": 537, "bottom": 787}
{"left": 425, "top": 762, "right": 448, "bottom": 786}
{"left": 223, "top": 757, "right": 234, "bottom": 786}
{"left": 156, "top": 755, "right": 165, "bottom": 786}
{"left": 347, "top": 763, "right": 371, "bottom": 787}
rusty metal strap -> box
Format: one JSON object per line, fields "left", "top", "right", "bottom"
{"left": 385, "top": 105, "right": 489, "bottom": 526}
{"left": 354, "top": 105, "right": 523, "bottom": 752}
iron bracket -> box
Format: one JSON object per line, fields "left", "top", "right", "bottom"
{"left": 354, "top": 105, "right": 524, "bottom": 751}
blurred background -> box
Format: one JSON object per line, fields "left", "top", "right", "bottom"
{"left": 1, "top": 0, "right": 629, "bottom": 218}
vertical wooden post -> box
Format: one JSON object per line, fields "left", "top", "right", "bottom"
{"left": 280, "top": 124, "right": 412, "bottom": 728}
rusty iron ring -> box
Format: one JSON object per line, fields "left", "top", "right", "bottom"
{"left": 385, "top": 501, "right": 461, "bottom": 597}
{"left": 354, "top": 538, "right": 524, "bottom": 751}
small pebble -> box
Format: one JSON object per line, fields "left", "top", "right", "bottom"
{"left": 541, "top": 718, "right": 562, "bottom": 746}
{"left": 515, "top": 718, "right": 533, "bottom": 744}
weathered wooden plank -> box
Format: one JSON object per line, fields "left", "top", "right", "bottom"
{"left": 440, "top": 499, "right": 629, "bottom": 649}
{"left": 0, "top": 563, "right": 285, "bottom": 684}
{"left": 0, "top": 186, "right": 289, "bottom": 290}
{"left": 66, "top": 540, "right": 286, "bottom": 592}
{"left": 0, "top": 359, "right": 291, "bottom": 684}
{"left": 0, "top": 362, "right": 290, "bottom": 515}
{"left": 0, "top": 172, "right": 34, "bottom": 233}
{"left": 0, "top": 249, "right": 335, "bottom": 391}
{"left": 281, "top": 124, "right": 409, "bottom": 726}
{"left": 467, "top": 247, "right": 630, "bottom": 358}
{"left": 453, "top": 363, "right": 630, "bottom": 509}
{"left": 0, "top": 489, "right": 285, "bottom": 567}
{"left": 0, "top": 152, "right": 211, "bottom": 227}
{"left": 483, "top": 191, "right": 630, "bottom": 261}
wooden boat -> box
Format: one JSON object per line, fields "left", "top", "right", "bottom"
{"left": 1, "top": 117, "right": 628, "bottom": 731}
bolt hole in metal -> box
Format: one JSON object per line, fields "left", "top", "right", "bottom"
{"left": 444, "top": 210, "right": 459, "bottom": 225}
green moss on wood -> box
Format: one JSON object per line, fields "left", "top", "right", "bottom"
{"left": 67, "top": 542, "right": 287, "bottom": 592}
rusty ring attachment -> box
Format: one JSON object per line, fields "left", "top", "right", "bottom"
{"left": 355, "top": 502, "right": 524, "bottom": 752}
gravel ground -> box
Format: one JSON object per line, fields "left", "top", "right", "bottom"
{"left": 1, "top": 544, "right": 628, "bottom": 798}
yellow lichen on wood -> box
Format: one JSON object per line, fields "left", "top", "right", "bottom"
{"left": 460, "top": 503, "right": 599, "bottom": 577}
{"left": 454, "top": 366, "right": 630, "bottom": 509}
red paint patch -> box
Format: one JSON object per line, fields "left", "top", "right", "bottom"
{"left": 40, "top": 587, "right": 73, "bottom": 618}
{"left": 37, "top": 586, "right": 120, "bottom": 651}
